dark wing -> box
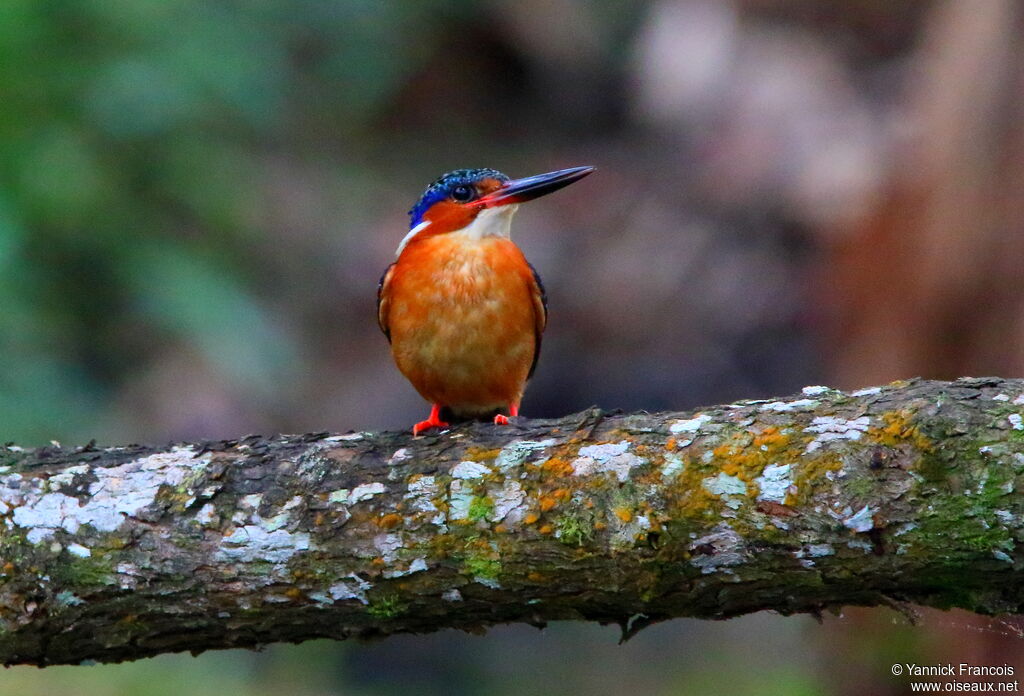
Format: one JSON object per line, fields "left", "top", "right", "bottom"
{"left": 377, "top": 263, "right": 395, "bottom": 343}
{"left": 526, "top": 262, "right": 548, "bottom": 378}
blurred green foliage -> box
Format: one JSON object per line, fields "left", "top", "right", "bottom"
{"left": 0, "top": 0, "right": 480, "bottom": 444}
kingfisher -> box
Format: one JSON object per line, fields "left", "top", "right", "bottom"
{"left": 377, "top": 165, "right": 595, "bottom": 435}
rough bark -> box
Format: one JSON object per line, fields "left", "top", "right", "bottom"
{"left": 1, "top": 377, "right": 1023, "bottom": 666}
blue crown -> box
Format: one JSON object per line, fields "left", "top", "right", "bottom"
{"left": 408, "top": 168, "right": 509, "bottom": 228}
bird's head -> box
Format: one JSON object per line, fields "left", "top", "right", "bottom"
{"left": 397, "top": 165, "right": 594, "bottom": 255}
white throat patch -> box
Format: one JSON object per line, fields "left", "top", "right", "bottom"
{"left": 395, "top": 204, "right": 520, "bottom": 256}
{"left": 455, "top": 204, "right": 519, "bottom": 242}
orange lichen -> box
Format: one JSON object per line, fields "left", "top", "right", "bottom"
{"left": 754, "top": 426, "right": 790, "bottom": 450}
{"left": 542, "top": 457, "right": 574, "bottom": 477}
{"left": 868, "top": 410, "right": 932, "bottom": 451}
{"left": 285, "top": 587, "right": 303, "bottom": 600}
{"left": 539, "top": 496, "right": 558, "bottom": 512}
{"left": 666, "top": 437, "right": 677, "bottom": 451}
{"left": 379, "top": 513, "right": 403, "bottom": 529}
{"left": 785, "top": 452, "right": 843, "bottom": 506}
{"left": 669, "top": 484, "right": 725, "bottom": 521}
{"left": 524, "top": 512, "right": 540, "bottom": 525}
{"left": 614, "top": 507, "right": 633, "bottom": 523}
{"left": 463, "top": 447, "right": 502, "bottom": 462}
{"left": 494, "top": 523, "right": 508, "bottom": 534}
{"left": 538, "top": 524, "right": 554, "bottom": 535}
{"left": 594, "top": 521, "right": 607, "bottom": 530}
{"left": 710, "top": 426, "right": 795, "bottom": 485}
{"left": 720, "top": 459, "right": 741, "bottom": 476}
{"left": 553, "top": 488, "right": 571, "bottom": 501}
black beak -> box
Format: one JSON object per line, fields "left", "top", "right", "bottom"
{"left": 479, "top": 166, "right": 595, "bottom": 207}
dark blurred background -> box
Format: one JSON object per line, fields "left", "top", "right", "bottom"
{"left": 4, "top": 0, "right": 1024, "bottom": 694}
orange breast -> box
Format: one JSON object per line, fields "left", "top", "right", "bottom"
{"left": 384, "top": 234, "right": 538, "bottom": 416}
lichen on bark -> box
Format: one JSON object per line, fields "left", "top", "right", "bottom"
{"left": 0, "top": 377, "right": 1023, "bottom": 666}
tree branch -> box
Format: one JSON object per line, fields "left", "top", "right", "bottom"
{"left": 1, "top": 377, "right": 1022, "bottom": 665}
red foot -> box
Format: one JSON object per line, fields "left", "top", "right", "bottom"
{"left": 493, "top": 403, "right": 520, "bottom": 426}
{"left": 413, "top": 404, "right": 449, "bottom": 436}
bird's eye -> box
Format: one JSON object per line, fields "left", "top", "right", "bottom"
{"left": 451, "top": 184, "right": 475, "bottom": 202}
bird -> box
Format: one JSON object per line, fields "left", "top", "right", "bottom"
{"left": 377, "top": 165, "right": 595, "bottom": 435}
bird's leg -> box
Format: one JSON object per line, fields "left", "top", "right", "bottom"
{"left": 493, "top": 403, "right": 520, "bottom": 425}
{"left": 413, "top": 404, "right": 449, "bottom": 436}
